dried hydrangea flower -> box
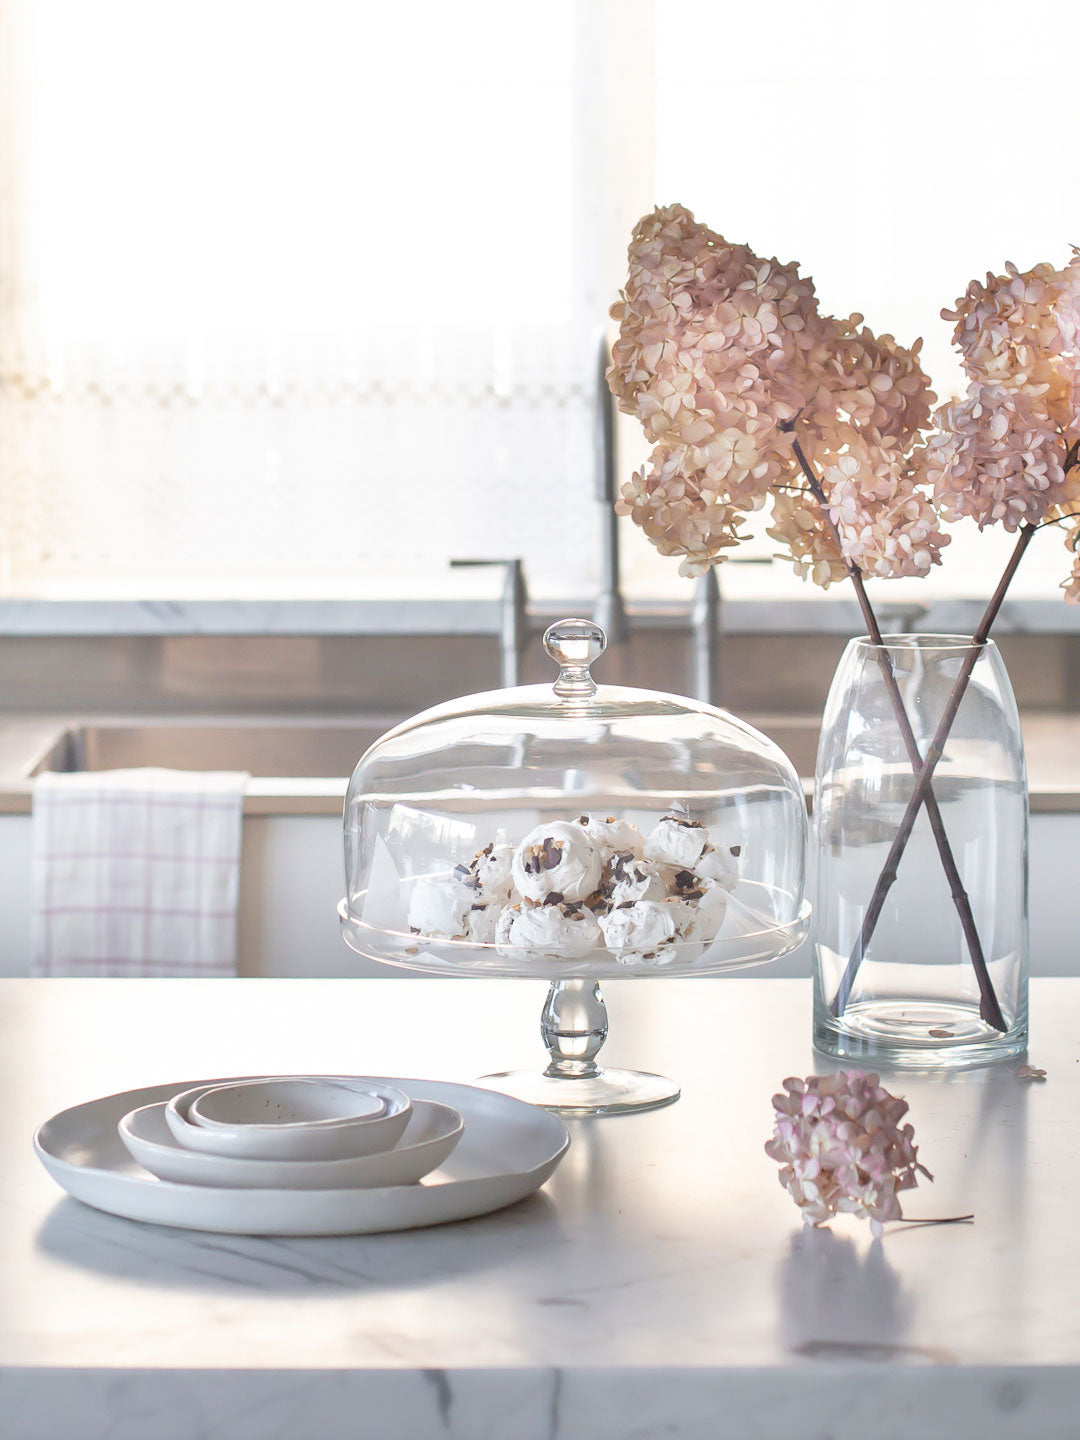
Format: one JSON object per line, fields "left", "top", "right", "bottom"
{"left": 944, "top": 260, "right": 1068, "bottom": 394}
{"left": 764, "top": 1070, "right": 932, "bottom": 1236}
{"left": 766, "top": 488, "right": 847, "bottom": 588}
{"left": 924, "top": 383, "right": 1079, "bottom": 532}
{"left": 1060, "top": 520, "right": 1080, "bottom": 603}
{"left": 926, "top": 254, "right": 1080, "bottom": 561}
{"left": 608, "top": 204, "right": 945, "bottom": 585}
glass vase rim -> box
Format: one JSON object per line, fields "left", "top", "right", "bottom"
{"left": 849, "top": 632, "right": 998, "bottom": 655}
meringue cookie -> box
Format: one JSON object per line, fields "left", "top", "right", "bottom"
{"left": 693, "top": 880, "right": 729, "bottom": 943}
{"left": 663, "top": 873, "right": 727, "bottom": 942}
{"left": 466, "top": 902, "right": 502, "bottom": 945}
{"left": 643, "top": 815, "right": 707, "bottom": 870}
{"left": 696, "top": 840, "right": 741, "bottom": 891}
{"left": 467, "top": 842, "right": 515, "bottom": 905}
{"left": 407, "top": 874, "right": 473, "bottom": 939}
{"left": 599, "top": 900, "right": 678, "bottom": 964}
{"left": 604, "top": 851, "right": 667, "bottom": 906}
{"left": 512, "top": 822, "right": 602, "bottom": 904}
{"left": 499, "top": 900, "right": 601, "bottom": 959}
{"left": 662, "top": 893, "right": 699, "bottom": 941}
{"left": 495, "top": 903, "right": 522, "bottom": 949}
{"left": 578, "top": 814, "right": 644, "bottom": 860}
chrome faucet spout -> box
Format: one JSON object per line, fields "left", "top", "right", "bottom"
{"left": 595, "top": 333, "right": 630, "bottom": 646}
{"left": 692, "top": 567, "right": 722, "bottom": 705}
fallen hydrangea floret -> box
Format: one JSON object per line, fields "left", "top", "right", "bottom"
{"left": 1014, "top": 1064, "right": 1047, "bottom": 1081}
{"left": 765, "top": 1070, "right": 932, "bottom": 1236}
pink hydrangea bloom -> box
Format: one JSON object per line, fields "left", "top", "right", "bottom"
{"left": 928, "top": 255, "right": 1080, "bottom": 560}
{"left": 609, "top": 204, "right": 945, "bottom": 584}
{"left": 1054, "top": 250, "right": 1080, "bottom": 356}
{"left": 925, "top": 383, "right": 1079, "bottom": 532}
{"left": 944, "top": 261, "right": 1067, "bottom": 394}
{"left": 764, "top": 1070, "right": 932, "bottom": 1234}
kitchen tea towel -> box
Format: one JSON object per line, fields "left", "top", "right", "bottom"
{"left": 31, "top": 768, "right": 248, "bottom": 976}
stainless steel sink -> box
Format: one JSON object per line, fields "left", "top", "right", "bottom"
{"left": 31, "top": 720, "right": 399, "bottom": 780}
{"left": 30, "top": 714, "right": 820, "bottom": 780}
{"left": 11, "top": 712, "right": 819, "bottom": 819}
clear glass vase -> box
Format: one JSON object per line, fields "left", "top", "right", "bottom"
{"left": 812, "top": 635, "right": 1028, "bottom": 1068}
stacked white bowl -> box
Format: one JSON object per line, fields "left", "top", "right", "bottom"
{"left": 116, "top": 1077, "right": 464, "bottom": 1189}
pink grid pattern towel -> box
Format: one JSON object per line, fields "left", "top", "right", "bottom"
{"left": 31, "top": 768, "right": 248, "bottom": 977}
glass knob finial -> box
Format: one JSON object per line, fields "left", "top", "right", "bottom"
{"left": 544, "top": 618, "right": 606, "bottom": 699}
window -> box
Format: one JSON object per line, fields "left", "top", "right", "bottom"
{"left": 3, "top": 0, "right": 1078, "bottom": 608}
{"left": 0, "top": 0, "right": 653, "bottom": 599}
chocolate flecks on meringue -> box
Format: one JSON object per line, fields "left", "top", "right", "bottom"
{"left": 730, "top": 845, "right": 742, "bottom": 857}
{"left": 543, "top": 891, "right": 566, "bottom": 907}
{"left": 610, "top": 851, "right": 639, "bottom": 883}
{"left": 670, "top": 869, "right": 705, "bottom": 900}
{"left": 522, "top": 838, "right": 565, "bottom": 875}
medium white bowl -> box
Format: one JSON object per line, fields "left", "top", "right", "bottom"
{"left": 121, "top": 1098, "right": 463, "bottom": 1189}
{"left": 166, "top": 1077, "right": 411, "bottom": 1160}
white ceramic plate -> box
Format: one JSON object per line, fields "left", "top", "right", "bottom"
{"left": 165, "top": 1077, "right": 412, "bottom": 1160}
{"left": 119, "top": 1097, "right": 463, "bottom": 1190}
{"left": 35, "top": 1077, "right": 569, "bottom": 1235}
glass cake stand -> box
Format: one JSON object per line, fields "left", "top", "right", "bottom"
{"left": 339, "top": 619, "right": 810, "bottom": 1116}
{"left": 339, "top": 889, "right": 810, "bottom": 1114}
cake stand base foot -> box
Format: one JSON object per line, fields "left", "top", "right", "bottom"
{"left": 476, "top": 1067, "right": 680, "bottom": 1117}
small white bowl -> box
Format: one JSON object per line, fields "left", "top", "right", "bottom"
{"left": 166, "top": 1077, "right": 411, "bottom": 1161}
{"left": 121, "top": 1098, "right": 463, "bottom": 1190}
{"left": 192, "top": 1078, "right": 387, "bottom": 1129}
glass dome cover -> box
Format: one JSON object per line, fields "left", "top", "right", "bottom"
{"left": 341, "top": 619, "right": 809, "bottom": 981}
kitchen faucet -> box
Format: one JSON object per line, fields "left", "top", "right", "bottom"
{"left": 448, "top": 558, "right": 529, "bottom": 687}
{"left": 594, "top": 333, "right": 630, "bottom": 646}
{"left": 692, "top": 566, "right": 723, "bottom": 706}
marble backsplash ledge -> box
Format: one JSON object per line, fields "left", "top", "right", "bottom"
{"left": 0, "top": 629, "right": 1073, "bottom": 717}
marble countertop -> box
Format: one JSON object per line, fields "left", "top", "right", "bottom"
{"left": 3, "top": 977, "right": 1077, "bottom": 1439}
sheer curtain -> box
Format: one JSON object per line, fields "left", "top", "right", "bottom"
{"left": 0, "top": 0, "right": 655, "bottom": 598}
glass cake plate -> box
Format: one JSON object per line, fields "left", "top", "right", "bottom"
{"left": 340, "top": 619, "right": 810, "bottom": 1115}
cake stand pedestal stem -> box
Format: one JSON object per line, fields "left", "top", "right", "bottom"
{"left": 478, "top": 979, "right": 680, "bottom": 1116}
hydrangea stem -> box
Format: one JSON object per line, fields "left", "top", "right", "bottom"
{"left": 785, "top": 432, "right": 1007, "bottom": 1032}
{"left": 829, "top": 521, "right": 1036, "bottom": 1024}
